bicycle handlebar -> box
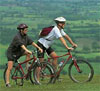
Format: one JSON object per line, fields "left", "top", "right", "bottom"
{"left": 32, "top": 46, "right": 76, "bottom": 56}
{"left": 72, "top": 46, "right": 77, "bottom": 49}
{"left": 32, "top": 50, "right": 40, "bottom": 56}
{"left": 32, "top": 50, "right": 37, "bottom": 55}
{"left": 68, "top": 46, "right": 76, "bottom": 52}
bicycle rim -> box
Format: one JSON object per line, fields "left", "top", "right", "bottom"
{"left": 14, "top": 69, "right": 23, "bottom": 86}
{"left": 33, "top": 62, "right": 55, "bottom": 85}
{"left": 69, "top": 60, "right": 94, "bottom": 83}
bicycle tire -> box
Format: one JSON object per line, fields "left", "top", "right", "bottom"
{"left": 30, "top": 61, "right": 55, "bottom": 85}
{"left": 3, "top": 64, "right": 24, "bottom": 86}
{"left": 68, "top": 60, "right": 94, "bottom": 83}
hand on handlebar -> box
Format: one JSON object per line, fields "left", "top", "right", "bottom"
{"left": 67, "top": 44, "right": 77, "bottom": 51}
{"left": 68, "top": 47, "right": 74, "bottom": 51}
{"left": 72, "top": 43, "right": 78, "bottom": 48}
{"left": 38, "top": 47, "right": 43, "bottom": 53}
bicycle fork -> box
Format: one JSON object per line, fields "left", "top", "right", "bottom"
{"left": 72, "top": 57, "right": 82, "bottom": 73}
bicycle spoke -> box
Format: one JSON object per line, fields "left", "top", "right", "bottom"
{"left": 14, "top": 69, "right": 23, "bottom": 86}
{"left": 69, "top": 60, "right": 94, "bottom": 83}
{"left": 33, "top": 62, "right": 55, "bottom": 85}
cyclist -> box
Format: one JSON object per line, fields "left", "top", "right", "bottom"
{"left": 37, "top": 17, "right": 77, "bottom": 70}
{"left": 5, "top": 24, "right": 43, "bottom": 87}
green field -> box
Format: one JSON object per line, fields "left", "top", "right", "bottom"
{"left": 0, "top": 0, "right": 100, "bottom": 90}
{"left": 0, "top": 75, "right": 100, "bottom": 91}
{"left": 0, "top": 62, "right": 100, "bottom": 91}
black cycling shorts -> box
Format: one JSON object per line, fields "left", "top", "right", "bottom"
{"left": 6, "top": 51, "right": 22, "bottom": 62}
{"left": 37, "top": 42, "right": 54, "bottom": 58}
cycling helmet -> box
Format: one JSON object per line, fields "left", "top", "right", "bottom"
{"left": 17, "top": 24, "right": 28, "bottom": 30}
{"left": 54, "top": 17, "right": 66, "bottom": 22}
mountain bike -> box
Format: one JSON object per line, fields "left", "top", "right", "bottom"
{"left": 3, "top": 50, "right": 55, "bottom": 86}
{"left": 33, "top": 47, "right": 94, "bottom": 84}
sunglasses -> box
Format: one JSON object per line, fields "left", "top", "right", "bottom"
{"left": 59, "top": 22, "right": 65, "bottom": 24}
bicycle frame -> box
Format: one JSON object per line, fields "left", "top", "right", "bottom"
{"left": 12, "top": 53, "right": 38, "bottom": 80}
{"left": 47, "top": 50, "right": 81, "bottom": 77}
{"left": 31, "top": 49, "right": 94, "bottom": 84}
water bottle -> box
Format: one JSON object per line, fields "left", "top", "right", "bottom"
{"left": 58, "top": 61, "right": 64, "bottom": 68}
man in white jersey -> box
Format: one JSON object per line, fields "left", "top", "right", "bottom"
{"left": 37, "top": 17, "right": 77, "bottom": 70}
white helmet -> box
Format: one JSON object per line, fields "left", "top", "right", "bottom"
{"left": 54, "top": 17, "right": 66, "bottom": 22}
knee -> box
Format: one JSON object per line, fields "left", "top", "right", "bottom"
{"left": 7, "top": 66, "right": 13, "bottom": 72}
{"left": 26, "top": 53, "right": 31, "bottom": 57}
{"left": 52, "top": 57, "right": 57, "bottom": 61}
{"left": 7, "top": 61, "right": 13, "bottom": 72}
{"left": 50, "top": 52, "right": 57, "bottom": 61}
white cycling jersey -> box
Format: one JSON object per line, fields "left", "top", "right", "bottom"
{"left": 38, "top": 26, "right": 66, "bottom": 49}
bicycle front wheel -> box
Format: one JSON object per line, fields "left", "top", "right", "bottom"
{"left": 68, "top": 60, "right": 94, "bottom": 83}
{"left": 14, "top": 68, "right": 24, "bottom": 86}
{"left": 31, "top": 62, "right": 55, "bottom": 85}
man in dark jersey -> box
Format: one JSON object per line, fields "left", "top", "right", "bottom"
{"left": 6, "top": 24, "right": 43, "bottom": 87}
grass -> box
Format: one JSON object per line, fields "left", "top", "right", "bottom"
{"left": 0, "top": 75, "right": 100, "bottom": 91}
{"left": 0, "top": 62, "right": 100, "bottom": 91}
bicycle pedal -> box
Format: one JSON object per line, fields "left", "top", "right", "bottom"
{"left": 16, "top": 83, "right": 23, "bottom": 86}
{"left": 19, "top": 83, "right": 23, "bottom": 86}
{"left": 57, "top": 78, "right": 63, "bottom": 82}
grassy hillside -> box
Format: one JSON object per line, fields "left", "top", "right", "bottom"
{"left": 0, "top": 0, "right": 100, "bottom": 85}
{"left": 0, "top": 0, "right": 100, "bottom": 59}
{"left": 0, "top": 0, "right": 100, "bottom": 43}
{"left": 0, "top": 74, "right": 100, "bottom": 91}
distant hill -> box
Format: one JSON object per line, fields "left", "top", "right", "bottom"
{"left": 0, "top": 0, "right": 100, "bottom": 64}
{"left": 0, "top": 0, "right": 100, "bottom": 46}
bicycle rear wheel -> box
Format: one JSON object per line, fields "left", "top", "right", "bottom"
{"left": 30, "top": 62, "right": 55, "bottom": 85}
{"left": 68, "top": 60, "right": 94, "bottom": 83}
{"left": 3, "top": 64, "right": 23, "bottom": 86}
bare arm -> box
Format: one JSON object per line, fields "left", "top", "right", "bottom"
{"left": 21, "top": 45, "right": 32, "bottom": 54}
{"left": 64, "top": 34, "right": 77, "bottom": 47}
{"left": 59, "top": 37, "right": 73, "bottom": 50}
{"left": 31, "top": 42, "right": 43, "bottom": 53}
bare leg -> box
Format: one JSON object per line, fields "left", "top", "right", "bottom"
{"left": 49, "top": 51, "right": 58, "bottom": 70}
{"left": 6, "top": 61, "right": 13, "bottom": 84}
{"left": 24, "top": 52, "right": 31, "bottom": 71}
{"left": 36, "top": 58, "right": 44, "bottom": 83}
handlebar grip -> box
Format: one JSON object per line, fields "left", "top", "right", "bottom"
{"left": 72, "top": 46, "right": 76, "bottom": 49}
{"left": 32, "top": 50, "right": 36, "bottom": 55}
{"left": 68, "top": 46, "right": 76, "bottom": 52}
{"left": 32, "top": 50, "right": 39, "bottom": 56}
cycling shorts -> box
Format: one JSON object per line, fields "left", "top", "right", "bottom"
{"left": 37, "top": 41, "right": 54, "bottom": 58}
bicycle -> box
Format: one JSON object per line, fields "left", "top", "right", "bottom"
{"left": 3, "top": 50, "right": 55, "bottom": 86}
{"left": 33, "top": 47, "right": 94, "bottom": 84}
